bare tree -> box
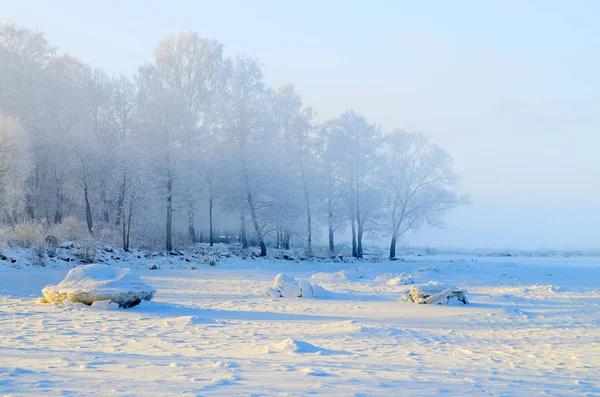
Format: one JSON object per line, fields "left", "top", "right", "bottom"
{"left": 381, "top": 131, "right": 469, "bottom": 259}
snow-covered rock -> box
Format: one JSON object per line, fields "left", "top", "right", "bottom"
{"left": 41, "top": 264, "right": 155, "bottom": 308}
{"left": 273, "top": 273, "right": 296, "bottom": 290}
{"left": 267, "top": 273, "right": 327, "bottom": 299}
{"left": 400, "top": 282, "right": 468, "bottom": 305}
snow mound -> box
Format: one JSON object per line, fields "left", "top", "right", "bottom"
{"left": 311, "top": 268, "right": 365, "bottom": 282}
{"left": 375, "top": 272, "right": 414, "bottom": 285}
{"left": 400, "top": 282, "right": 468, "bottom": 305}
{"left": 41, "top": 264, "right": 155, "bottom": 308}
{"left": 321, "top": 320, "right": 365, "bottom": 334}
{"left": 267, "top": 338, "right": 325, "bottom": 354}
{"left": 267, "top": 273, "right": 329, "bottom": 299}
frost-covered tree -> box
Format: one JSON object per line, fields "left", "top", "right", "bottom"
{"left": 272, "top": 84, "right": 317, "bottom": 253}
{"left": 325, "top": 110, "right": 382, "bottom": 258}
{"left": 0, "top": 22, "right": 469, "bottom": 255}
{"left": 0, "top": 114, "right": 30, "bottom": 222}
{"left": 381, "top": 131, "right": 468, "bottom": 259}
{"left": 221, "top": 56, "right": 274, "bottom": 256}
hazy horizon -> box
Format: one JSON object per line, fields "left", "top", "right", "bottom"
{"left": 3, "top": 0, "right": 599, "bottom": 250}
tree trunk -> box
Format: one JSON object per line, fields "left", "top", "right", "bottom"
{"left": 54, "top": 185, "right": 63, "bottom": 224}
{"left": 357, "top": 221, "right": 364, "bottom": 259}
{"left": 25, "top": 192, "right": 35, "bottom": 220}
{"left": 355, "top": 176, "right": 363, "bottom": 259}
{"left": 247, "top": 192, "right": 266, "bottom": 257}
{"left": 327, "top": 179, "right": 335, "bottom": 253}
{"left": 188, "top": 202, "right": 196, "bottom": 243}
{"left": 126, "top": 201, "right": 132, "bottom": 252}
{"left": 165, "top": 178, "right": 173, "bottom": 252}
{"left": 243, "top": 163, "right": 266, "bottom": 256}
{"left": 283, "top": 230, "right": 290, "bottom": 250}
{"left": 115, "top": 171, "right": 126, "bottom": 227}
{"left": 100, "top": 181, "right": 109, "bottom": 224}
{"left": 209, "top": 195, "right": 214, "bottom": 246}
{"left": 303, "top": 182, "right": 312, "bottom": 254}
{"left": 122, "top": 209, "right": 127, "bottom": 251}
{"left": 389, "top": 233, "right": 397, "bottom": 259}
{"left": 240, "top": 210, "right": 248, "bottom": 249}
{"left": 259, "top": 241, "right": 267, "bottom": 256}
{"left": 84, "top": 185, "right": 93, "bottom": 236}
{"left": 351, "top": 217, "right": 357, "bottom": 258}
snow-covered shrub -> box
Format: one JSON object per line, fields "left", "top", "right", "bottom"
{"left": 73, "top": 238, "right": 96, "bottom": 263}
{"left": 41, "top": 264, "right": 156, "bottom": 308}
{"left": 45, "top": 235, "right": 58, "bottom": 258}
{"left": 51, "top": 216, "right": 89, "bottom": 242}
{"left": 11, "top": 221, "right": 45, "bottom": 248}
{"left": 400, "top": 282, "right": 468, "bottom": 305}
{"left": 32, "top": 237, "right": 46, "bottom": 267}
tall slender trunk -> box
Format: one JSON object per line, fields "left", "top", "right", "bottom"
{"left": 351, "top": 216, "right": 357, "bottom": 258}
{"left": 389, "top": 232, "right": 397, "bottom": 259}
{"left": 246, "top": 190, "right": 266, "bottom": 256}
{"left": 300, "top": 159, "right": 312, "bottom": 254}
{"left": 115, "top": 171, "right": 126, "bottom": 227}
{"left": 165, "top": 178, "right": 173, "bottom": 251}
{"left": 302, "top": 179, "right": 312, "bottom": 254}
{"left": 240, "top": 210, "right": 248, "bottom": 249}
{"left": 122, "top": 209, "right": 127, "bottom": 251}
{"left": 357, "top": 218, "right": 364, "bottom": 259}
{"left": 84, "top": 184, "right": 93, "bottom": 236}
{"left": 25, "top": 192, "right": 35, "bottom": 220}
{"left": 209, "top": 194, "right": 214, "bottom": 246}
{"left": 100, "top": 180, "right": 109, "bottom": 224}
{"left": 54, "top": 186, "right": 63, "bottom": 224}
{"left": 243, "top": 162, "right": 266, "bottom": 257}
{"left": 327, "top": 177, "right": 335, "bottom": 253}
{"left": 283, "top": 230, "right": 290, "bottom": 250}
{"left": 188, "top": 202, "right": 196, "bottom": 243}
{"left": 126, "top": 200, "right": 132, "bottom": 251}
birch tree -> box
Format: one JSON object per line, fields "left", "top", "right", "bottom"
{"left": 381, "top": 131, "right": 468, "bottom": 259}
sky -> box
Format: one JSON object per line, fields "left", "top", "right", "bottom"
{"left": 3, "top": 0, "right": 599, "bottom": 250}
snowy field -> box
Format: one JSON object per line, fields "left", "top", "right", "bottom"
{"left": 1, "top": 252, "right": 599, "bottom": 396}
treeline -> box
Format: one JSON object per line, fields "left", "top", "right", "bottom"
{"left": 0, "top": 23, "right": 467, "bottom": 258}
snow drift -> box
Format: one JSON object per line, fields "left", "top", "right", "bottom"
{"left": 266, "top": 273, "right": 329, "bottom": 298}
{"left": 400, "top": 282, "right": 468, "bottom": 305}
{"left": 41, "top": 264, "right": 155, "bottom": 308}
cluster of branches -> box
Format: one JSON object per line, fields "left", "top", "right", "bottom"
{"left": 0, "top": 23, "right": 468, "bottom": 259}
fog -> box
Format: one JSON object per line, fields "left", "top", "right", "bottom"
{"left": 2, "top": 0, "right": 599, "bottom": 251}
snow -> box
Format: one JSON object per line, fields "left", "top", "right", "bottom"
{"left": 41, "top": 264, "right": 156, "bottom": 308}
{"left": 0, "top": 249, "right": 599, "bottom": 395}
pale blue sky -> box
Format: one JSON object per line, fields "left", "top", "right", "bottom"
{"left": 3, "top": 0, "right": 599, "bottom": 249}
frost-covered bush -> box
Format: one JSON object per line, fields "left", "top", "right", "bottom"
{"left": 51, "top": 216, "right": 89, "bottom": 242}
{"left": 73, "top": 238, "right": 97, "bottom": 263}
{"left": 11, "top": 221, "right": 45, "bottom": 248}
{"left": 45, "top": 235, "right": 58, "bottom": 257}
{"left": 32, "top": 237, "right": 46, "bottom": 267}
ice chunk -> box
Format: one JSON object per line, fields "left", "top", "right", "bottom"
{"left": 42, "top": 264, "right": 155, "bottom": 308}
